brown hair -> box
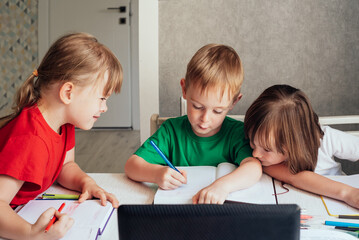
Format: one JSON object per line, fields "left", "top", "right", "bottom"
{"left": 184, "top": 44, "right": 243, "bottom": 102}
{"left": 0, "top": 32, "right": 123, "bottom": 128}
{"left": 244, "top": 84, "right": 324, "bottom": 174}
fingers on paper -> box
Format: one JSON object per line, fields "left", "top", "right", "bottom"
{"left": 192, "top": 192, "right": 200, "bottom": 204}
{"left": 178, "top": 169, "right": 187, "bottom": 184}
{"left": 78, "top": 192, "right": 90, "bottom": 203}
{"left": 36, "top": 208, "right": 73, "bottom": 237}
{"left": 192, "top": 189, "right": 225, "bottom": 204}
{"left": 158, "top": 168, "right": 185, "bottom": 189}
{"left": 103, "top": 192, "right": 119, "bottom": 208}
{"left": 172, "top": 170, "right": 186, "bottom": 184}
{"left": 159, "top": 179, "right": 181, "bottom": 190}
{"left": 37, "top": 207, "right": 57, "bottom": 226}
{"left": 49, "top": 214, "right": 74, "bottom": 237}
{"left": 92, "top": 189, "right": 107, "bottom": 206}
{"left": 55, "top": 213, "right": 74, "bottom": 230}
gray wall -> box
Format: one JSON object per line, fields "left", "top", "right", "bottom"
{"left": 158, "top": 0, "right": 359, "bottom": 118}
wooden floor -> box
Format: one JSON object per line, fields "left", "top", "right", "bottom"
{"left": 75, "top": 129, "right": 140, "bottom": 173}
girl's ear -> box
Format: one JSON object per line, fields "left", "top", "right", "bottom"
{"left": 229, "top": 93, "right": 243, "bottom": 110}
{"left": 180, "top": 78, "right": 187, "bottom": 100}
{"left": 59, "top": 82, "right": 75, "bottom": 104}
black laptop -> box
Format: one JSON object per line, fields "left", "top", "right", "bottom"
{"left": 118, "top": 204, "right": 300, "bottom": 240}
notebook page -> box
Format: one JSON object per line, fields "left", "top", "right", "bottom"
{"left": 225, "top": 173, "right": 276, "bottom": 204}
{"left": 301, "top": 229, "right": 358, "bottom": 240}
{"left": 215, "top": 161, "right": 277, "bottom": 204}
{"left": 62, "top": 227, "right": 97, "bottom": 240}
{"left": 215, "top": 162, "right": 237, "bottom": 178}
{"left": 17, "top": 200, "right": 113, "bottom": 239}
{"left": 153, "top": 166, "right": 216, "bottom": 204}
{"left": 321, "top": 174, "right": 359, "bottom": 215}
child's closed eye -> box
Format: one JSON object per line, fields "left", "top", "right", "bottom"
{"left": 193, "top": 104, "right": 203, "bottom": 110}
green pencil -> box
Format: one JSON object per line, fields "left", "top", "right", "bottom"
{"left": 42, "top": 193, "right": 80, "bottom": 200}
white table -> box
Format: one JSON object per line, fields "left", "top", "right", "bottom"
{"left": 94, "top": 173, "right": 359, "bottom": 240}
{"left": 87, "top": 173, "right": 157, "bottom": 240}
{"left": 12, "top": 173, "right": 358, "bottom": 240}
{"left": 274, "top": 180, "right": 359, "bottom": 239}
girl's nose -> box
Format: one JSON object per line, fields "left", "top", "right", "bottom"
{"left": 100, "top": 101, "right": 108, "bottom": 113}
{"left": 252, "top": 148, "right": 262, "bottom": 159}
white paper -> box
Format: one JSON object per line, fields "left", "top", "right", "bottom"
{"left": 154, "top": 166, "right": 216, "bottom": 204}
{"left": 301, "top": 229, "right": 358, "bottom": 240}
{"left": 154, "top": 163, "right": 276, "bottom": 204}
{"left": 17, "top": 200, "right": 113, "bottom": 239}
{"left": 321, "top": 175, "right": 359, "bottom": 215}
{"left": 226, "top": 174, "right": 276, "bottom": 204}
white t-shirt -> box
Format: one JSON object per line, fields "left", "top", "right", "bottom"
{"left": 315, "top": 126, "right": 359, "bottom": 175}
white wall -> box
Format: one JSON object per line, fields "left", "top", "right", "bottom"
{"left": 38, "top": 0, "right": 159, "bottom": 142}
{"left": 136, "top": 0, "right": 159, "bottom": 143}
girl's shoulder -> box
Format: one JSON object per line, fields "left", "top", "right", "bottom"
{"left": 8, "top": 105, "right": 40, "bottom": 127}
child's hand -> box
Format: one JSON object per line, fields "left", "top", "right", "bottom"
{"left": 30, "top": 207, "right": 73, "bottom": 240}
{"left": 155, "top": 167, "right": 187, "bottom": 190}
{"left": 192, "top": 182, "right": 229, "bottom": 204}
{"left": 78, "top": 179, "right": 119, "bottom": 208}
{"left": 343, "top": 187, "right": 359, "bottom": 209}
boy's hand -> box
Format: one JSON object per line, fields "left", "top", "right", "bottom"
{"left": 78, "top": 179, "right": 119, "bottom": 208}
{"left": 192, "top": 182, "right": 230, "bottom": 204}
{"left": 30, "top": 207, "right": 73, "bottom": 240}
{"left": 156, "top": 167, "right": 187, "bottom": 190}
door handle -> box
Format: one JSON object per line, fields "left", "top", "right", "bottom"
{"left": 107, "top": 6, "right": 126, "bottom": 13}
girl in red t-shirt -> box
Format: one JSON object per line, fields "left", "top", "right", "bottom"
{"left": 0, "top": 32, "right": 122, "bottom": 239}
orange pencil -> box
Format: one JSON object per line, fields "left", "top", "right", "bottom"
{"left": 45, "top": 202, "right": 65, "bottom": 232}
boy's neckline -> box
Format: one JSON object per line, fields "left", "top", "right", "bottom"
{"left": 184, "top": 116, "right": 227, "bottom": 142}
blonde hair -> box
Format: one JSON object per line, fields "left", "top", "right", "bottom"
{"left": 0, "top": 32, "right": 123, "bottom": 128}
{"left": 244, "top": 84, "right": 324, "bottom": 174}
{"left": 184, "top": 44, "right": 243, "bottom": 101}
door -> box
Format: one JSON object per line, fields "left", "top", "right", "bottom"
{"left": 48, "top": 0, "right": 132, "bottom": 128}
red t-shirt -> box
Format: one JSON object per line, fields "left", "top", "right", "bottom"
{"left": 0, "top": 105, "right": 75, "bottom": 207}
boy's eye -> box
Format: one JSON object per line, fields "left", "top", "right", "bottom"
{"left": 193, "top": 104, "right": 203, "bottom": 110}
{"left": 100, "top": 97, "right": 107, "bottom": 101}
{"left": 213, "top": 109, "right": 223, "bottom": 114}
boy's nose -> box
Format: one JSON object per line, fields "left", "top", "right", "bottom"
{"left": 201, "top": 110, "right": 210, "bottom": 122}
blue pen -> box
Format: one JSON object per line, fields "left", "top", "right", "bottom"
{"left": 325, "top": 221, "right": 359, "bottom": 228}
{"left": 150, "top": 140, "right": 182, "bottom": 174}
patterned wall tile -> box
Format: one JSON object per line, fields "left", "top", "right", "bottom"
{"left": 0, "top": 0, "right": 38, "bottom": 117}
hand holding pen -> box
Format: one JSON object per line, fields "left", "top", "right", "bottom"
{"left": 150, "top": 140, "right": 187, "bottom": 189}
{"left": 150, "top": 140, "right": 182, "bottom": 174}
{"left": 45, "top": 203, "right": 66, "bottom": 232}
{"left": 25, "top": 203, "right": 74, "bottom": 239}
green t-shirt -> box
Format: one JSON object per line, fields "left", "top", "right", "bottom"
{"left": 135, "top": 115, "right": 253, "bottom": 167}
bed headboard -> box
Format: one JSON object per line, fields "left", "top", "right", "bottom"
{"left": 151, "top": 97, "right": 359, "bottom": 137}
{"left": 150, "top": 113, "right": 359, "bottom": 136}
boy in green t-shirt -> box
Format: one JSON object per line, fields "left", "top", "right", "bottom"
{"left": 125, "top": 44, "right": 262, "bottom": 204}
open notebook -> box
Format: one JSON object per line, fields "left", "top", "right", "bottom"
{"left": 321, "top": 174, "right": 359, "bottom": 217}
{"left": 154, "top": 162, "right": 276, "bottom": 204}
{"left": 17, "top": 200, "right": 114, "bottom": 240}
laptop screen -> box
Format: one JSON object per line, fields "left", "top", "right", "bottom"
{"left": 118, "top": 204, "right": 300, "bottom": 240}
